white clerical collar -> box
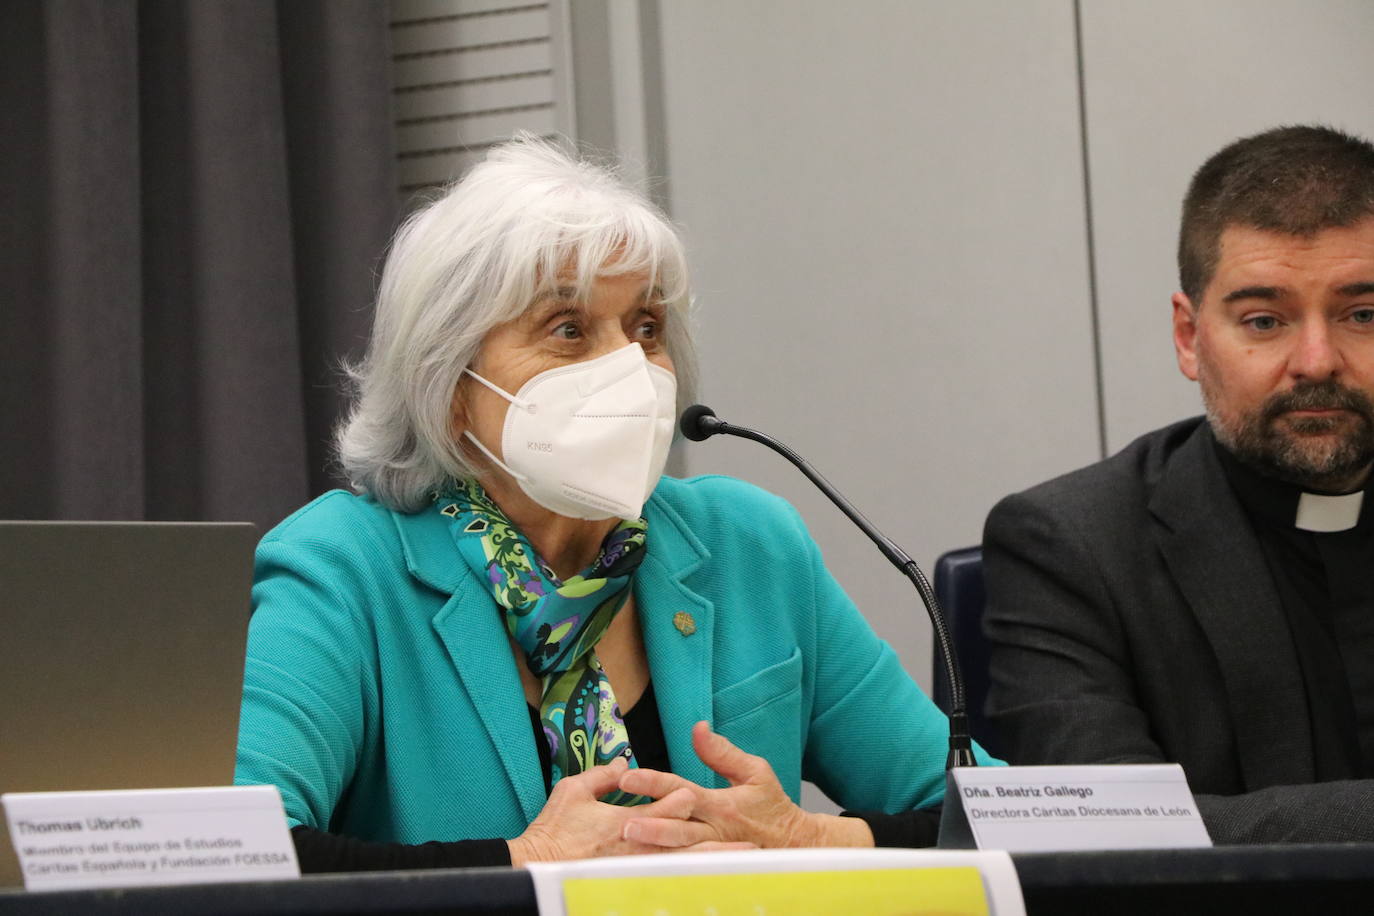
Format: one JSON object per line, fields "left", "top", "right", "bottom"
{"left": 1294, "top": 490, "right": 1365, "bottom": 533}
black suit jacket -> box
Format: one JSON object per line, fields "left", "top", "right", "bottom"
{"left": 982, "top": 417, "right": 1374, "bottom": 843}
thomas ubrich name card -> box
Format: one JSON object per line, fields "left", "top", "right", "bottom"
{"left": 3, "top": 785, "right": 299, "bottom": 891}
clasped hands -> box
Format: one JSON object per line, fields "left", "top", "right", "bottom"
{"left": 507, "top": 721, "right": 873, "bottom": 865}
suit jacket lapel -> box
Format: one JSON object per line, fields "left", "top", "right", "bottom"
{"left": 1149, "top": 425, "right": 1315, "bottom": 789}
{"left": 638, "top": 490, "right": 718, "bottom": 789}
{"left": 394, "top": 506, "right": 546, "bottom": 824}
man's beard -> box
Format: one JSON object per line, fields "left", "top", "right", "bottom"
{"left": 1206, "top": 379, "right": 1374, "bottom": 492}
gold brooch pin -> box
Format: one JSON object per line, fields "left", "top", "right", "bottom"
{"left": 673, "top": 611, "right": 696, "bottom": 636}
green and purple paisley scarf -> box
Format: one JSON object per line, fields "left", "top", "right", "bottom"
{"left": 435, "top": 479, "right": 648, "bottom": 805}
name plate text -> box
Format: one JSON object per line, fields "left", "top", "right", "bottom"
{"left": 950, "top": 764, "right": 1211, "bottom": 852}
{"left": 3, "top": 785, "right": 299, "bottom": 891}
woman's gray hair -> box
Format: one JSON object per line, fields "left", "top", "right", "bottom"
{"left": 337, "top": 135, "right": 698, "bottom": 512}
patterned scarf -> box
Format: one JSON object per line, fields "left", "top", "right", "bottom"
{"left": 435, "top": 479, "right": 649, "bottom": 804}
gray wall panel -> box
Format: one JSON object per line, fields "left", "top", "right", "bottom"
{"left": 651, "top": 0, "right": 1101, "bottom": 711}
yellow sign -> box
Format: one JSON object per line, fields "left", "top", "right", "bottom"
{"left": 563, "top": 866, "right": 990, "bottom": 916}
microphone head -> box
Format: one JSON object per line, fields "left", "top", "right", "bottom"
{"left": 679, "top": 404, "right": 719, "bottom": 441}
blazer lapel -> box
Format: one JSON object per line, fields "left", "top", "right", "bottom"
{"left": 1148, "top": 426, "right": 1315, "bottom": 789}
{"left": 637, "top": 491, "right": 718, "bottom": 789}
{"left": 394, "top": 507, "right": 546, "bottom": 824}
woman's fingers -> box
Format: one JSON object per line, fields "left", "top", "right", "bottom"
{"left": 621, "top": 815, "right": 716, "bottom": 848}
{"left": 691, "top": 721, "right": 768, "bottom": 786}
{"left": 636, "top": 785, "right": 697, "bottom": 821}
{"left": 558, "top": 756, "right": 629, "bottom": 800}
{"left": 620, "top": 765, "right": 693, "bottom": 800}
{"left": 679, "top": 841, "right": 758, "bottom": 853}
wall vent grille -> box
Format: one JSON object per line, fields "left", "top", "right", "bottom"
{"left": 390, "top": 0, "right": 574, "bottom": 194}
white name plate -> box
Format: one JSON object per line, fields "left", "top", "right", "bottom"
{"left": 2, "top": 785, "right": 299, "bottom": 891}
{"left": 950, "top": 764, "right": 1212, "bottom": 852}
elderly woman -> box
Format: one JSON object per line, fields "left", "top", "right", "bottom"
{"left": 235, "top": 138, "right": 994, "bottom": 871}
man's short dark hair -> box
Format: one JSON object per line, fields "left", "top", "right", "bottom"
{"left": 1178, "top": 125, "right": 1374, "bottom": 302}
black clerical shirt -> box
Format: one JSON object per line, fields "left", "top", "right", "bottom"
{"left": 1214, "top": 438, "right": 1374, "bottom": 779}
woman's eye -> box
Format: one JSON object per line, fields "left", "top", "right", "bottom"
{"left": 635, "top": 320, "right": 660, "bottom": 340}
{"left": 1245, "top": 315, "right": 1279, "bottom": 332}
{"left": 552, "top": 321, "right": 581, "bottom": 340}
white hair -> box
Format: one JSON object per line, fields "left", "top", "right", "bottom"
{"left": 337, "top": 135, "right": 698, "bottom": 512}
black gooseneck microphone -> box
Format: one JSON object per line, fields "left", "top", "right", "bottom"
{"left": 679, "top": 404, "right": 976, "bottom": 771}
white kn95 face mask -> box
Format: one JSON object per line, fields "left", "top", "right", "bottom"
{"left": 462, "top": 343, "right": 677, "bottom": 521}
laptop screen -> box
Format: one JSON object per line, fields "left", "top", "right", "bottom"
{"left": 0, "top": 521, "right": 256, "bottom": 886}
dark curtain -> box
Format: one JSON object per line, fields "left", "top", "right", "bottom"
{"left": 1, "top": 0, "right": 398, "bottom": 532}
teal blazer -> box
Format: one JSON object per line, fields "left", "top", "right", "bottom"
{"left": 235, "top": 475, "right": 993, "bottom": 843}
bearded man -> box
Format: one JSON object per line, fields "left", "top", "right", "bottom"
{"left": 982, "top": 125, "right": 1374, "bottom": 844}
